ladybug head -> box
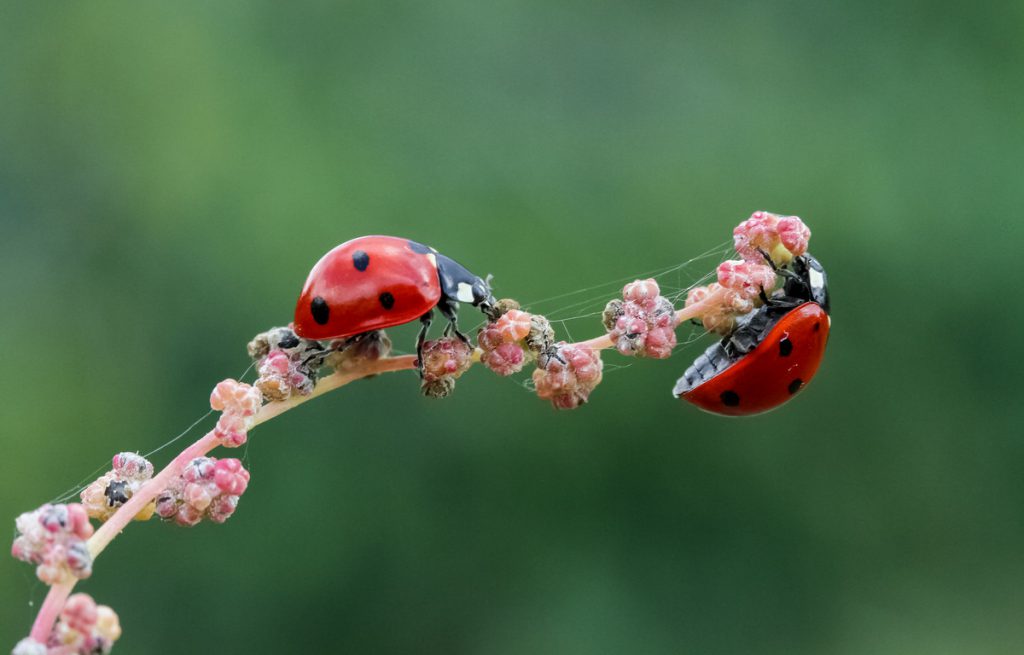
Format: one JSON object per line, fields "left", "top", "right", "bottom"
{"left": 472, "top": 274, "right": 496, "bottom": 311}
{"left": 436, "top": 254, "right": 496, "bottom": 313}
{"left": 786, "top": 254, "right": 830, "bottom": 313}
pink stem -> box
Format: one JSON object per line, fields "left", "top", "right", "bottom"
{"left": 88, "top": 431, "right": 220, "bottom": 557}
{"left": 573, "top": 287, "right": 727, "bottom": 351}
{"left": 29, "top": 576, "right": 73, "bottom": 643}
{"left": 24, "top": 354, "right": 418, "bottom": 645}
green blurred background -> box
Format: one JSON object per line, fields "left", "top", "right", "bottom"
{"left": 2, "top": 1, "right": 1022, "bottom": 653}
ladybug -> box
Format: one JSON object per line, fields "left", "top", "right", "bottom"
{"left": 293, "top": 236, "right": 496, "bottom": 369}
{"left": 673, "top": 254, "right": 831, "bottom": 416}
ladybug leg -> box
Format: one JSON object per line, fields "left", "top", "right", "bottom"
{"left": 415, "top": 310, "right": 433, "bottom": 376}
{"left": 438, "top": 298, "right": 470, "bottom": 345}
{"left": 758, "top": 247, "right": 803, "bottom": 284}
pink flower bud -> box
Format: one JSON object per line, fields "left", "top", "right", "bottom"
{"left": 495, "top": 309, "right": 532, "bottom": 342}
{"left": 623, "top": 278, "right": 660, "bottom": 303}
{"left": 62, "top": 593, "right": 99, "bottom": 634}
{"left": 420, "top": 338, "right": 473, "bottom": 383}
{"left": 208, "top": 495, "right": 239, "bottom": 524}
{"left": 182, "top": 457, "right": 215, "bottom": 483}
{"left": 112, "top": 452, "right": 154, "bottom": 480}
{"left": 717, "top": 259, "right": 777, "bottom": 299}
{"left": 481, "top": 342, "right": 526, "bottom": 376}
{"left": 184, "top": 482, "right": 214, "bottom": 511}
{"left": 777, "top": 215, "right": 811, "bottom": 256}
{"left": 532, "top": 343, "right": 603, "bottom": 409}
{"left": 66, "top": 504, "right": 94, "bottom": 540}
{"left": 213, "top": 459, "right": 250, "bottom": 496}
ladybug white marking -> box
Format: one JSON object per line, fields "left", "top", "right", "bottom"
{"left": 809, "top": 267, "right": 824, "bottom": 291}
{"left": 456, "top": 282, "right": 475, "bottom": 303}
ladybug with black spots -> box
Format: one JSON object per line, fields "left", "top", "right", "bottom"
{"left": 293, "top": 236, "right": 496, "bottom": 371}
{"left": 673, "top": 254, "right": 831, "bottom": 416}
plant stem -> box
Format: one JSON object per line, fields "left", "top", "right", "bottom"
{"left": 573, "top": 287, "right": 726, "bottom": 351}
{"left": 26, "top": 293, "right": 713, "bottom": 641}
{"left": 29, "top": 574, "right": 73, "bottom": 643}
{"left": 26, "top": 354, "right": 418, "bottom": 645}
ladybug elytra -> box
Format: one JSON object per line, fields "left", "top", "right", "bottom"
{"left": 673, "top": 254, "right": 831, "bottom": 416}
{"left": 293, "top": 236, "right": 495, "bottom": 369}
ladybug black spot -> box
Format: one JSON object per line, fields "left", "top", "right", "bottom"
{"left": 379, "top": 292, "right": 395, "bottom": 310}
{"left": 720, "top": 390, "right": 740, "bottom": 406}
{"left": 788, "top": 378, "right": 803, "bottom": 394}
{"left": 311, "top": 297, "right": 330, "bottom": 325}
{"left": 352, "top": 250, "right": 370, "bottom": 271}
{"left": 779, "top": 336, "right": 793, "bottom": 357}
{"left": 813, "top": 322, "right": 821, "bottom": 332}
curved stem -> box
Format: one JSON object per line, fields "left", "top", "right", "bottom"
{"left": 26, "top": 293, "right": 717, "bottom": 642}
{"left": 573, "top": 287, "right": 726, "bottom": 351}
{"left": 26, "top": 354, "right": 419, "bottom": 645}
{"left": 29, "top": 574, "right": 73, "bottom": 643}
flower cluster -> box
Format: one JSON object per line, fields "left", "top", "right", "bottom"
{"left": 47, "top": 593, "right": 121, "bottom": 655}
{"left": 686, "top": 211, "right": 811, "bottom": 335}
{"left": 533, "top": 343, "right": 603, "bottom": 410}
{"left": 249, "top": 326, "right": 394, "bottom": 399}
{"left": 248, "top": 326, "right": 326, "bottom": 401}
{"left": 154, "top": 457, "right": 250, "bottom": 527}
{"left": 732, "top": 210, "right": 810, "bottom": 264}
{"left": 11, "top": 503, "right": 94, "bottom": 584}
{"left": 602, "top": 278, "right": 678, "bottom": 358}
{"left": 419, "top": 338, "right": 473, "bottom": 398}
{"left": 80, "top": 453, "right": 155, "bottom": 522}
{"left": 478, "top": 308, "right": 532, "bottom": 376}
{"left": 210, "top": 379, "right": 263, "bottom": 447}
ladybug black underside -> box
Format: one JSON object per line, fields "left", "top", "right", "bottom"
{"left": 675, "top": 301, "right": 799, "bottom": 394}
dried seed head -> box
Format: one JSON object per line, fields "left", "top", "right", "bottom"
{"left": 418, "top": 338, "right": 473, "bottom": 398}
{"left": 525, "top": 314, "right": 555, "bottom": 355}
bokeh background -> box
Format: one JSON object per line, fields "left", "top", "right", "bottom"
{"left": 2, "top": 1, "right": 1022, "bottom": 653}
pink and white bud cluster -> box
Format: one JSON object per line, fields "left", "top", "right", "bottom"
{"left": 478, "top": 309, "right": 533, "bottom": 376}
{"left": 532, "top": 343, "right": 603, "bottom": 410}
{"left": 11, "top": 503, "right": 94, "bottom": 584}
{"left": 685, "top": 211, "right": 811, "bottom": 335}
{"left": 733, "top": 210, "right": 810, "bottom": 264}
{"left": 256, "top": 349, "right": 317, "bottom": 401}
{"left": 419, "top": 337, "right": 473, "bottom": 398}
{"left": 47, "top": 593, "right": 122, "bottom": 655}
{"left": 154, "top": 457, "right": 250, "bottom": 527}
{"left": 11, "top": 639, "right": 47, "bottom": 655}
{"left": 80, "top": 453, "right": 155, "bottom": 522}
{"left": 210, "top": 379, "right": 263, "bottom": 448}
{"left": 603, "top": 279, "right": 678, "bottom": 359}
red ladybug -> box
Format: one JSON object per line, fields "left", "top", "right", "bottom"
{"left": 293, "top": 236, "right": 495, "bottom": 367}
{"left": 673, "top": 254, "right": 831, "bottom": 416}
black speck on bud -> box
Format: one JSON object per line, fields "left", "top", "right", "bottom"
{"left": 602, "top": 299, "right": 624, "bottom": 332}
{"left": 247, "top": 327, "right": 301, "bottom": 360}
{"left": 526, "top": 314, "right": 555, "bottom": 355}
{"left": 421, "top": 376, "right": 456, "bottom": 399}
{"left": 487, "top": 298, "right": 521, "bottom": 321}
